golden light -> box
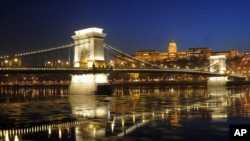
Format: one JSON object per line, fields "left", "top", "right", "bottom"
{"left": 111, "top": 122, "right": 115, "bottom": 133}
{"left": 133, "top": 114, "right": 136, "bottom": 123}
{"left": 5, "top": 131, "right": 9, "bottom": 141}
{"left": 122, "top": 118, "right": 125, "bottom": 127}
{"left": 58, "top": 128, "right": 62, "bottom": 139}
{"left": 14, "top": 135, "right": 19, "bottom": 141}
{"left": 132, "top": 63, "right": 135, "bottom": 68}
{"left": 93, "top": 128, "right": 96, "bottom": 136}
{"left": 48, "top": 126, "right": 51, "bottom": 136}
{"left": 75, "top": 27, "right": 103, "bottom": 35}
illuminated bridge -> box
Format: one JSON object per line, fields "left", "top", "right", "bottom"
{"left": 0, "top": 27, "right": 246, "bottom": 80}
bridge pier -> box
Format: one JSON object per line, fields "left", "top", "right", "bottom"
{"left": 69, "top": 74, "right": 111, "bottom": 95}
{"left": 207, "top": 76, "right": 228, "bottom": 87}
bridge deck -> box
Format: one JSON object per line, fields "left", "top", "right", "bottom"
{"left": 0, "top": 67, "right": 245, "bottom": 79}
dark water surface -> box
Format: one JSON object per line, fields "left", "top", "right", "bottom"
{"left": 0, "top": 83, "right": 250, "bottom": 141}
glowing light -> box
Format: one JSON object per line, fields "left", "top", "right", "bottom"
{"left": 210, "top": 55, "right": 226, "bottom": 59}
{"left": 111, "top": 122, "right": 115, "bottom": 133}
{"left": 133, "top": 114, "right": 136, "bottom": 123}
{"left": 75, "top": 27, "right": 103, "bottom": 35}
{"left": 5, "top": 131, "right": 9, "bottom": 141}
{"left": 95, "top": 73, "right": 108, "bottom": 83}
{"left": 14, "top": 135, "right": 19, "bottom": 141}
{"left": 93, "top": 128, "right": 96, "bottom": 136}
{"left": 211, "top": 114, "right": 227, "bottom": 119}
{"left": 122, "top": 118, "right": 125, "bottom": 127}
{"left": 87, "top": 61, "right": 93, "bottom": 68}
{"left": 58, "top": 128, "right": 62, "bottom": 139}
{"left": 48, "top": 126, "right": 51, "bottom": 136}
{"left": 96, "top": 108, "right": 107, "bottom": 117}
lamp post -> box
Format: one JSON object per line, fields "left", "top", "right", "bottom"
{"left": 13, "top": 58, "right": 19, "bottom": 67}
{"left": 141, "top": 63, "right": 144, "bottom": 68}
{"left": 57, "top": 60, "right": 61, "bottom": 67}
{"left": 4, "top": 59, "right": 9, "bottom": 67}
{"left": 45, "top": 61, "right": 53, "bottom": 67}
{"left": 65, "top": 61, "right": 70, "bottom": 67}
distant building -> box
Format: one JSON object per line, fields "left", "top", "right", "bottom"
{"left": 212, "top": 50, "right": 239, "bottom": 59}
{"left": 186, "top": 48, "right": 211, "bottom": 61}
{"left": 168, "top": 40, "right": 177, "bottom": 54}
{"left": 135, "top": 50, "right": 159, "bottom": 62}
{"left": 113, "top": 40, "right": 240, "bottom": 68}
{"left": 136, "top": 40, "right": 188, "bottom": 61}
{"left": 159, "top": 40, "right": 187, "bottom": 61}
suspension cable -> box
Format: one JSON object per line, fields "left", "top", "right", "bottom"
{"left": 226, "top": 64, "right": 237, "bottom": 74}
{"left": 103, "top": 43, "right": 164, "bottom": 69}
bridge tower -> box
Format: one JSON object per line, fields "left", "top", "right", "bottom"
{"left": 208, "top": 55, "right": 227, "bottom": 86}
{"left": 71, "top": 27, "right": 107, "bottom": 68}
{"left": 209, "top": 55, "right": 226, "bottom": 74}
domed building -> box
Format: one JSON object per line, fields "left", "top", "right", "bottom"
{"left": 113, "top": 39, "right": 240, "bottom": 70}
{"left": 168, "top": 40, "right": 177, "bottom": 54}
{"left": 134, "top": 40, "right": 183, "bottom": 63}
{"left": 167, "top": 40, "right": 179, "bottom": 61}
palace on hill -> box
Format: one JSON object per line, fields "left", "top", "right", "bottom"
{"left": 113, "top": 40, "right": 239, "bottom": 69}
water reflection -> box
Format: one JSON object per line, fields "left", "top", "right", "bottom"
{"left": 69, "top": 74, "right": 108, "bottom": 94}
{"left": 0, "top": 82, "right": 249, "bottom": 140}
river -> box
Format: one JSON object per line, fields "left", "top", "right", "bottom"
{"left": 0, "top": 77, "right": 249, "bottom": 141}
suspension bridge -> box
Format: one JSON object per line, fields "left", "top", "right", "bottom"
{"left": 0, "top": 27, "right": 246, "bottom": 80}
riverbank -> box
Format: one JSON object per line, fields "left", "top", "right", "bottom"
{"left": 111, "top": 80, "right": 207, "bottom": 86}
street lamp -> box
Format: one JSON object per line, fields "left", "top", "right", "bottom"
{"left": 65, "top": 61, "right": 70, "bottom": 67}
{"left": 45, "top": 61, "right": 53, "bottom": 67}
{"left": 4, "top": 59, "right": 9, "bottom": 67}
{"left": 57, "top": 60, "right": 61, "bottom": 67}
{"left": 13, "top": 58, "right": 19, "bottom": 67}
{"left": 141, "top": 63, "right": 144, "bottom": 68}
{"left": 120, "top": 62, "right": 124, "bottom": 68}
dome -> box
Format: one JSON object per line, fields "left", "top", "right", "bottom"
{"left": 168, "top": 40, "right": 177, "bottom": 53}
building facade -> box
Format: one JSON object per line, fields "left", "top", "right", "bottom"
{"left": 113, "top": 40, "right": 240, "bottom": 69}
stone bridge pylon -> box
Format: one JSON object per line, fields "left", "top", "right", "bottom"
{"left": 71, "top": 27, "right": 107, "bottom": 68}
{"left": 209, "top": 55, "right": 226, "bottom": 74}
{"left": 208, "top": 55, "right": 227, "bottom": 86}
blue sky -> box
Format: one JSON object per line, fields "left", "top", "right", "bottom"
{"left": 1, "top": 0, "right": 250, "bottom": 55}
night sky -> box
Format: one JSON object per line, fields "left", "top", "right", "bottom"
{"left": 1, "top": 0, "right": 250, "bottom": 56}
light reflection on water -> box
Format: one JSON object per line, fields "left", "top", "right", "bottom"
{"left": 0, "top": 82, "right": 250, "bottom": 140}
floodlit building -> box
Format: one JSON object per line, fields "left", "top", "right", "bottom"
{"left": 113, "top": 40, "right": 240, "bottom": 68}
{"left": 212, "top": 50, "right": 239, "bottom": 59}
{"left": 135, "top": 50, "right": 159, "bottom": 62}
{"left": 186, "top": 48, "right": 212, "bottom": 61}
